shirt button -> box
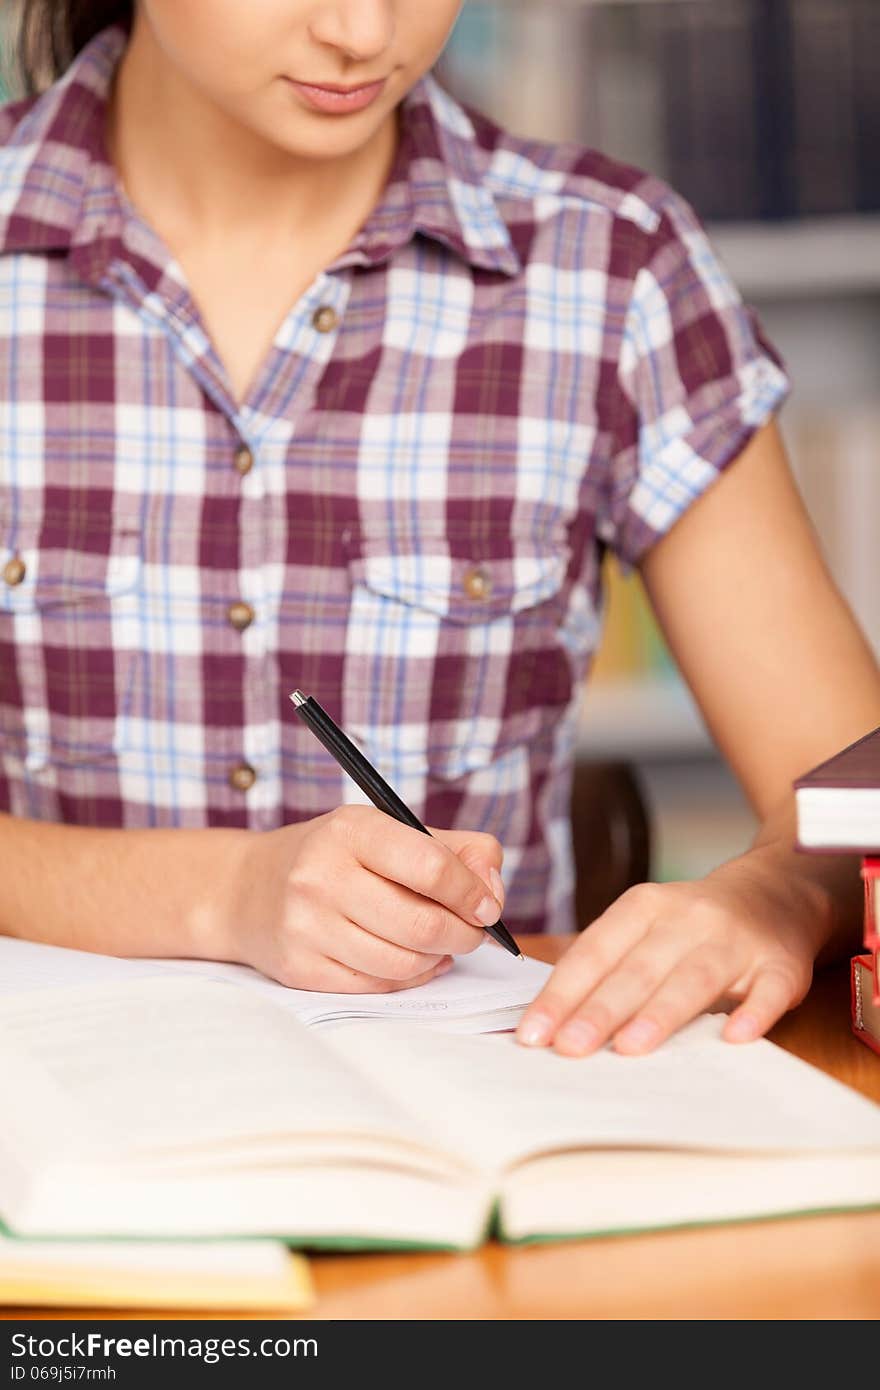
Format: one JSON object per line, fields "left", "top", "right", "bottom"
{"left": 462, "top": 565, "right": 491, "bottom": 601}
{"left": 312, "top": 304, "right": 338, "bottom": 334}
{"left": 233, "top": 445, "right": 254, "bottom": 476}
{"left": 3, "top": 557, "right": 26, "bottom": 587}
{"left": 227, "top": 601, "right": 255, "bottom": 632}
{"left": 229, "top": 762, "right": 257, "bottom": 792}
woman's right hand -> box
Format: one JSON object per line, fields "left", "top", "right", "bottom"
{"left": 223, "top": 805, "right": 506, "bottom": 992}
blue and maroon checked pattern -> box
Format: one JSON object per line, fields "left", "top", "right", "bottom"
{"left": 0, "top": 27, "right": 789, "bottom": 934}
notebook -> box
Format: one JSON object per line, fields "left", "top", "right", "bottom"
{"left": 0, "top": 933, "right": 551, "bottom": 1033}
{"left": 1, "top": 975, "right": 878, "bottom": 1250}
{"left": 795, "top": 725, "right": 880, "bottom": 850}
{"left": 0, "top": 1234, "right": 312, "bottom": 1311}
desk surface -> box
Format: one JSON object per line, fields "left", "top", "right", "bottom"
{"left": 3, "top": 937, "right": 879, "bottom": 1321}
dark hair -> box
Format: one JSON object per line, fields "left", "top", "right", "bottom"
{"left": 17, "top": 1, "right": 133, "bottom": 93}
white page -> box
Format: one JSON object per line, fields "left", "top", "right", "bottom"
{"left": 0, "top": 937, "right": 164, "bottom": 995}
{"left": 142, "top": 942, "right": 550, "bottom": 1027}
{"left": 0, "top": 935, "right": 550, "bottom": 1030}
{"left": 325, "top": 1014, "right": 880, "bottom": 1174}
{"left": 0, "top": 977, "right": 438, "bottom": 1169}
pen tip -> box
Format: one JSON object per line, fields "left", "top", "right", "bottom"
{"left": 290, "top": 690, "right": 307, "bottom": 707}
{"left": 516, "top": 951, "right": 524, "bottom": 961}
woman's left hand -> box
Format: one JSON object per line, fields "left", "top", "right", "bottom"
{"left": 516, "top": 857, "right": 834, "bottom": 1056}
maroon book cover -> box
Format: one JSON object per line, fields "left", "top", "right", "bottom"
{"left": 794, "top": 726, "right": 880, "bottom": 791}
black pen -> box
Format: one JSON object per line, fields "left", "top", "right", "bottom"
{"left": 289, "top": 690, "right": 522, "bottom": 959}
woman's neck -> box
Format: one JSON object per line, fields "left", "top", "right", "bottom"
{"left": 106, "top": 19, "right": 398, "bottom": 251}
{"left": 104, "top": 19, "right": 399, "bottom": 403}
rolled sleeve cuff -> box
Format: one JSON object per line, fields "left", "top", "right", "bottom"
{"left": 607, "top": 353, "right": 791, "bottom": 573}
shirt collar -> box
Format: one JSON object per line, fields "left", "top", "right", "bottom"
{"left": 0, "top": 27, "right": 520, "bottom": 279}
{"left": 0, "top": 29, "right": 123, "bottom": 264}
{"left": 336, "top": 75, "right": 520, "bottom": 277}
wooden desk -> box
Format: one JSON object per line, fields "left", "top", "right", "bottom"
{"left": 3, "top": 937, "right": 879, "bottom": 1321}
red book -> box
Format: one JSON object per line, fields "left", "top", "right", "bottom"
{"left": 794, "top": 725, "right": 880, "bottom": 853}
{"left": 861, "top": 859, "right": 880, "bottom": 1002}
{"left": 851, "top": 954, "right": 880, "bottom": 1056}
{"left": 863, "top": 859, "right": 880, "bottom": 948}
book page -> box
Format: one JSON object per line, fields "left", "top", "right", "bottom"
{"left": 0, "top": 935, "right": 549, "bottom": 1029}
{"left": 326, "top": 1014, "right": 880, "bottom": 1175}
{"left": 0, "top": 978, "right": 443, "bottom": 1171}
{"left": 144, "top": 943, "right": 550, "bottom": 1027}
{"left": 0, "top": 937, "right": 164, "bottom": 995}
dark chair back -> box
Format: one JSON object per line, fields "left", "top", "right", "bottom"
{"left": 569, "top": 760, "right": 652, "bottom": 930}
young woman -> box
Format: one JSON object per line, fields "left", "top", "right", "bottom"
{"left": 1, "top": 2, "right": 878, "bottom": 1057}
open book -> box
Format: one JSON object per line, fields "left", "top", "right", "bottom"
{"left": 2, "top": 976, "right": 879, "bottom": 1249}
{"left": 0, "top": 935, "right": 550, "bottom": 1033}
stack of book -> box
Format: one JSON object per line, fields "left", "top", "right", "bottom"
{"left": 795, "top": 725, "right": 880, "bottom": 1055}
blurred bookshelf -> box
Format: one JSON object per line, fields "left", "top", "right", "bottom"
{"left": 709, "top": 217, "right": 880, "bottom": 299}
{"left": 442, "top": 0, "right": 880, "bottom": 878}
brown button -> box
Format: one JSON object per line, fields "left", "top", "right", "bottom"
{"left": 462, "top": 564, "right": 491, "bottom": 601}
{"left": 3, "top": 556, "right": 26, "bottom": 587}
{"left": 312, "top": 304, "right": 338, "bottom": 334}
{"left": 233, "top": 445, "right": 253, "bottom": 476}
{"left": 227, "top": 601, "right": 255, "bottom": 632}
{"left": 229, "top": 762, "right": 257, "bottom": 792}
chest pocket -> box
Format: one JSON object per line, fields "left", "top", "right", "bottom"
{"left": 341, "top": 529, "right": 574, "bottom": 786}
{"left": 0, "top": 513, "right": 142, "bottom": 772}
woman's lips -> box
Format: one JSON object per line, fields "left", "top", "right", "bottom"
{"left": 285, "top": 78, "right": 387, "bottom": 115}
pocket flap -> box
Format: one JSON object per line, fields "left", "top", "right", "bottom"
{"left": 1, "top": 523, "right": 142, "bottom": 613}
{"left": 347, "top": 540, "right": 569, "bottom": 624}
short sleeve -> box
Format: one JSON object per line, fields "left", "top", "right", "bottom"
{"left": 601, "top": 189, "right": 790, "bottom": 572}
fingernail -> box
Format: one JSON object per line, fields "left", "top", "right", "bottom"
{"left": 615, "top": 1018, "right": 660, "bottom": 1053}
{"left": 726, "top": 1012, "right": 759, "bottom": 1043}
{"left": 517, "top": 1012, "right": 553, "bottom": 1047}
{"left": 475, "top": 895, "right": 501, "bottom": 927}
{"left": 555, "top": 1020, "right": 601, "bottom": 1055}
{"left": 488, "top": 867, "right": 505, "bottom": 907}
{"left": 435, "top": 958, "right": 454, "bottom": 976}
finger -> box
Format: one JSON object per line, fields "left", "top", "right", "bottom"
{"left": 723, "top": 965, "right": 804, "bottom": 1043}
{"left": 298, "top": 909, "right": 450, "bottom": 981}
{"left": 283, "top": 949, "right": 454, "bottom": 995}
{"left": 549, "top": 930, "right": 697, "bottom": 1057}
{"left": 430, "top": 827, "right": 504, "bottom": 873}
{"left": 430, "top": 828, "right": 505, "bottom": 908}
{"left": 516, "top": 885, "right": 663, "bottom": 1048}
{"left": 307, "top": 854, "right": 487, "bottom": 957}
{"left": 337, "top": 807, "right": 502, "bottom": 934}
{"left": 611, "top": 944, "right": 738, "bottom": 1056}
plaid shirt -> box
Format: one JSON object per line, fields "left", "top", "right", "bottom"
{"left": 0, "top": 27, "right": 788, "bottom": 934}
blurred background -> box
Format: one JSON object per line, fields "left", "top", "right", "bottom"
{"left": 440, "top": 0, "right": 880, "bottom": 882}
{"left": 1, "top": 0, "right": 878, "bottom": 882}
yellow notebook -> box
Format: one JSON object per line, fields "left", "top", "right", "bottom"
{"left": 0, "top": 1235, "right": 313, "bottom": 1311}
